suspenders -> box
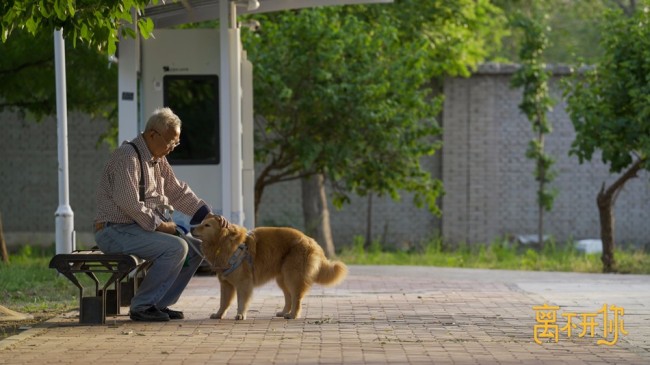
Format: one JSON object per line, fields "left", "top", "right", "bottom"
{"left": 126, "top": 142, "right": 145, "bottom": 202}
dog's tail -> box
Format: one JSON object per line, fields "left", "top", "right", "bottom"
{"left": 315, "top": 259, "right": 348, "bottom": 286}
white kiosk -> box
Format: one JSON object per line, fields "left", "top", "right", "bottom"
{"left": 117, "top": 1, "right": 257, "bottom": 228}
{"left": 137, "top": 28, "right": 255, "bottom": 229}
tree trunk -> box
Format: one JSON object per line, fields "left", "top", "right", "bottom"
{"left": 596, "top": 158, "right": 645, "bottom": 273}
{"left": 254, "top": 178, "right": 264, "bottom": 226}
{"left": 537, "top": 131, "right": 545, "bottom": 249}
{"left": 301, "top": 174, "right": 335, "bottom": 257}
{"left": 538, "top": 203, "right": 544, "bottom": 249}
{"left": 0, "top": 212, "right": 8, "bottom": 263}
{"left": 597, "top": 188, "right": 615, "bottom": 272}
{"left": 365, "top": 194, "right": 373, "bottom": 249}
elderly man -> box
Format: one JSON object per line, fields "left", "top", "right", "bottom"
{"left": 93, "top": 107, "right": 226, "bottom": 322}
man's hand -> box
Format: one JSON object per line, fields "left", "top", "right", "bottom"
{"left": 206, "top": 213, "right": 230, "bottom": 228}
{"left": 156, "top": 221, "right": 178, "bottom": 235}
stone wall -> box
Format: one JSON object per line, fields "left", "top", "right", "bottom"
{"left": 255, "top": 156, "right": 442, "bottom": 250}
{"left": 2, "top": 63, "right": 649, "bottom": 250}
{"left": 0, "top": 112, "right": 111, "bottom": 247}
{"left": 0, "top": 112, "right": 439, "bottom": 250}
{"left": 441, "top": 64, "right": 650, "bottom": 246}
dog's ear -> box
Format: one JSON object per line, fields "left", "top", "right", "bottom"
{"left": 226, "top": 224, "right": 247, "bottom": 244}
{"left": 206, "top": 216, "right": 229, "bottom": 230}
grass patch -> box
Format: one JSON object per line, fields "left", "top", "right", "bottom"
{"left": 0, "top": 246, "right": 79, "bottom": 313}
{"left": 337, "top": 236, "right": 650, "bottom": 274}
{"left": 0, "top": 246, "right": 82, "bottom": 340}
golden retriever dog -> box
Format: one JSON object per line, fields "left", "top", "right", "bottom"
{"left": 192, "top": 217, "right": 348, "bottom": 320}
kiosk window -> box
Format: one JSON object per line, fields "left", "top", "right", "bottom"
{"left": 163, "top": 75, "right": 219, "bottom": 165}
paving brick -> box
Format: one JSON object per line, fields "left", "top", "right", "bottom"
{"left": 1, "top": 266, "right": 648, "bottom": 364}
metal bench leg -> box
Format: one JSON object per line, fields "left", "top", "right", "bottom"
{"left": 80, "top": 296, "right": 104, "bottom": 324}
{"left": 55, "top": 272, "right": 102, "bottom": 324}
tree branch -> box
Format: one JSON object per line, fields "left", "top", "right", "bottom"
{"left": 603, "top": 157, "right": 645, "bottom": 203}
{"left": 612, "top": 0, "right": 636, "bottom": 16}
{"left": 0, "top": 100, "right": 52, "bottom": 110}
{"left": 0, "top": 58, "right": 52, "bottom": 76}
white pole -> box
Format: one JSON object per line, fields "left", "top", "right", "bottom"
{"left": 229, "top": 16, "right": 244, "bottom": 226}
{"left": 241, "top": 50, "right": 255, "bottom": 229}
{"left": 54, "top": 28, "right": 75, "bottom": 254}
{"left": 118, "top": 9, "right": 139, "bottom": 144}
{"left": 219, "top": 0, "right": 233, "bottom": 222}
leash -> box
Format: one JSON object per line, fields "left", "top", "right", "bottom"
{"left": 155, "top": 203, "right": 209, "bottom": 263}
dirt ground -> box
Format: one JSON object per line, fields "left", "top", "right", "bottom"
{"left": 0, "top": 318, "right": 41, "bottom": 340}
{"left": 0, "top": 307, "right": 63, "bottom": 341}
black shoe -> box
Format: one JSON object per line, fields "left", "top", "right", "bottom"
{"left": 161, "top": 307, "right": 184, "bottom": 320}
{"left": 129, "top": 306, "right": 170, "bottom": 322}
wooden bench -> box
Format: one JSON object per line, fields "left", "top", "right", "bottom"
{"left": 49, "top": 249, "right": 149, "bottom": 324}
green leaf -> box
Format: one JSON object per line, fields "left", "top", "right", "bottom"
{"left": 39, "top": 0, "right": 50, "bottom": 17}
{"left": 138, "top": 17, "right": 154, "bottom": 39}
{"left": 67, "top": 1, "right": 75, "bottom": 17}
{"left": 81, "top": 23, "right": 88, "bottom": 39}
{"left": 25, "top": 17, "right": 37, "bottom": 33}
{"left": 107, "top": 36, "right": 116, "bottom": 57}
{"left": 122, "top": 27, "right": 136, "bottom": 39}
{"left": 53, "top": 0, "right": 66, "bottom": 20}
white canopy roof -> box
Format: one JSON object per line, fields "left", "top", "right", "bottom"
{"left": 145, "top": 0, "right": 391, "bottom": 28}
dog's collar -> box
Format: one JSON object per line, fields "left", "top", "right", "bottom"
{"left": 222, "top": 243, "right": 253, "bottom": 276}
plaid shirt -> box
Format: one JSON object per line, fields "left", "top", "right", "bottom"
{"left": 94, "top": 134, "right": 208, "bottom": 231}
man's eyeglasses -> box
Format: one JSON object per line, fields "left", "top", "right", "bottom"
{"left": 153, "top": 129, "right": 180, "bottom": 150}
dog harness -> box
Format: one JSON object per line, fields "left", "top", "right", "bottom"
{"left": 222, "top": 244, "right": 253, "bottom": 276}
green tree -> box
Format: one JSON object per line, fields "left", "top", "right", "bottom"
{"left": 244, "top": 1, "right": 505, "bottom": 254}
{"left": 0, "top": 29, "right": 117, "bottom": 139}
{"left": 1, "top": 0, "right": 155, "bottom": 55}
{"left": 1, "top": 1, "right": 156, "bottom": 145}
{"left": 510, "top": 12, "right": 557, "bottom": 248}
{"left": 564, "top": 4, "right": 650, "bottom": 272}
{"left": 492, "top": 0, "right": 615, "bottom": 64}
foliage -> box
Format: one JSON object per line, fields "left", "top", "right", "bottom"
{"left": 244, "top": 1, "right": 505, "bottom": 214}
{"left": 510, "top": 13, "right": 557, "bottom": 213}
{"left": 564, "top": 6, "right": 650, "bottom": 173}
{"left": 0, "top": 1, "right": 159, "bottom": 146}
{"left": 0, "top": 28, "right": 118, "bottom": 125}
{"left": 563, "top": 3, "right": 650, "bottom": 272}
{"left": 491, "top": 0, "right": 615, "bottom": 64}
{"left": 1, "top": 0, "right": 157, "bottom": 55}
{"left": 510, "top": 14, "right": 552, "bottom": 136}
{"left": 377, "top": 0, "right": 506, "bottom": 78}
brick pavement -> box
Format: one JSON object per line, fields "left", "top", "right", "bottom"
{"left": 0, "top": 266, "right": 648, "bottom": 364}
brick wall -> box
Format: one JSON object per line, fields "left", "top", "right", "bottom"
{"left": 0, "top": 112, "right": 111, "bottom": 247}
{"left": 442, "top": 64, "right": 650, "bottom": 245}
{"left": 3, "top": 63, "right": 649, "bottom": 249}
{"left": 256, "top": 155, "right": 442, "bottom": 250}
{"left": 0, "top": 112, "right": 439, "bottom": 250}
